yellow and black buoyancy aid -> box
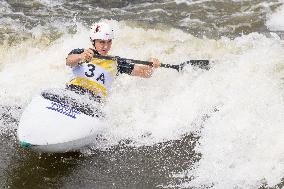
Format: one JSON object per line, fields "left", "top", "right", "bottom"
{"left": 67, "top": 57, "right": 117, "bottom": 97}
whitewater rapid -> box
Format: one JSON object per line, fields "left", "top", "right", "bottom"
{"left": 1, "top": 18, "right": 284, "bottom": 188}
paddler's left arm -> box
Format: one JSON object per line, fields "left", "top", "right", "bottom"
{"left": 117, "top": 57, "right": 161, "bottom": 78}
{"left": 131, "top": 58, "right": 160, "bottom": 78}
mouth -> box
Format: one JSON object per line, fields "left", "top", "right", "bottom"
{"left": 99, "top": 50, "right": 108, "bottom": 55}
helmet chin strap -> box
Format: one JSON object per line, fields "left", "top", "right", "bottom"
{"left": 91, "top": 39, "right": 100, "bottom": 55}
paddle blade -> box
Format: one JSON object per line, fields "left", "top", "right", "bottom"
{"left": 187, "top": 60, "right": 210, "bottom": 70}
{"left": 161, "top": 60, "right": 210, "bottom": 72}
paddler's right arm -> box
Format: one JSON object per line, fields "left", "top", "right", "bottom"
{"left": 66, "top": 48, "right": 94, "bottom": 67}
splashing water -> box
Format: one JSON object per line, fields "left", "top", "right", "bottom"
{"left": 1, "top": 1, "right": 284, "bottom": 188}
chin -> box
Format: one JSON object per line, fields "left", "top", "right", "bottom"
{"left": 99, "top": 51, "right": 108, "bottom": 56}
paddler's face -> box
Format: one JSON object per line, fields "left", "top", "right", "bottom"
{"left": 94, "top": 39, "right": 112, "bottom": 56}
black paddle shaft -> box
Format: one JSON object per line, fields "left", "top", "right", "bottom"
{"left": 93, "top": 54, "right": 210, "bottom": 71}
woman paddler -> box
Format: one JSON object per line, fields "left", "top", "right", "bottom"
{"left": 65, "top": 22, "right": 160, "bottom": 99}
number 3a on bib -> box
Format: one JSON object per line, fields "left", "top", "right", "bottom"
{"left": 84, "top": 64, "right": 105, "bottom": 84}
{"left": 68, "top": 58, "right": 116, "bottom": 97}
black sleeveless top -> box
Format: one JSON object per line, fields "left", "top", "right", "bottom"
{"left": 68, "top": 48, "right": 134, "bottom": 75}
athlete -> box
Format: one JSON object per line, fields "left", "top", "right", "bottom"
{"left": 66, "top": 22, "right": 160, "bottom": 99}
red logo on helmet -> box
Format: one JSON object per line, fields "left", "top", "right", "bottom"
{"left": 95, "top": 25, "right": 100, "bottom": 32}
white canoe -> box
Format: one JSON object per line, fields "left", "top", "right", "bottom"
{"left": 17, "top": 88, "right": 105, "bottom": 153}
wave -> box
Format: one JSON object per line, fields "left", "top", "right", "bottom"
{"left": 266, "top": 3, "right": 284, "bottom": 31}
{"left": 1, "top": 19, "right": 284, "bottom": 188}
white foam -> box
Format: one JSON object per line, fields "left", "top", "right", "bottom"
{"left": 168, "top": 33, "right": 284, "bottom": 188}
{"left": 0, "top": 1, "right": 12, "bottom": 14}
{"left": 174, "top": 0, "right": 209, "bottom": 6}
{"left": 103, "top": 23, "right": 284, "bottom": 188}
{"left": 0, "top": 22, "right": 90, "bottom": 106}
{"left": 266, "top": 3, "right": 284, "bottom": 31}
{"left": 35, "top": 0, "right": 64, "bottom": 7}
{"left": 179, "top": 16, "right": 205, "bottom": 27}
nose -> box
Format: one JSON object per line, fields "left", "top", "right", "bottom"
{"left": 105, "top": 42, "right": 111, "bottom": 48}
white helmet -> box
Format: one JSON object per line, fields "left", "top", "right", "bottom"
{"left": 90, "top": 22, "right": 114, "bottom": 40}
